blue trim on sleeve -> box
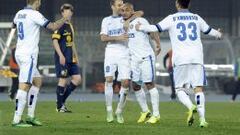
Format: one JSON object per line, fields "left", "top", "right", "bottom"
{"left": 155, "top": 24, "right": 163, "bottom": 32}
{"left": 203, "top": 27, "right": 212, "bottom": 34}
{"left": 43, "top": 20, "right": 50, "bottom": 28}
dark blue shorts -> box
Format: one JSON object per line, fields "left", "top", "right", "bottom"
{"left": 55, "top": 63, "right": 80, "bottom": 78}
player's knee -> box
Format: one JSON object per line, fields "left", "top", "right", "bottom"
{"left": 72, "top": 75, "right": 81, "bottom": 85}
{"left": 121, "top": 79, "right": 129, "bottom": 88}
{"left": 58, "top": 78, "right": 67, "bottom": 87}
{"left": 32, "top": 77, "right": 42, "bottom": 88}
{"left": 105, "top": 77, "right": 113, "bottom": 84}
{"left": 145, "top": 82, "right": 155, "bottom": 90}
{"left": 19, "top": 83, "right": 31, "bottom": 91}
{"left": 132, "top": 82, "right": 141, "bottom": 91}
{"left": 194, "top": 86, "right": 203, "bottom": 93}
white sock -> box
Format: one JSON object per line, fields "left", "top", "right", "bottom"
{"left": 105, "top": 82, "right": 113, "bottom": 112}
{"left": 134, "top": 88, "right": 149, "bottom": 113}
{"left": 195, "top": 92, "right": 205, "bottom": 120}
{"left": 149, "top": 87, "right": 160, "bottom": 117}
{"left": 177, "top": 90, "right": 194, "bottom": 110}
{"left": 116, "top": 87, "right": 128, "bottom": 114}
{"left": 13, "top": 89, "right": 27, "bottom": 123}
{"left": 27, "top": 86, "right": 40, "bottom": 118}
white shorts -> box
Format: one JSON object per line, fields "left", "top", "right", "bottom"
{"left": 173, "top": 64, "right": 207, "bottom": 89}
{"left": 104, "top": 48, "right": 131, "bottom": 80}
{"left": 131, "top": 55, "right": 155, "bottom": 84}
{"left": 15, "top": 54, "right": 41, "bottom": 84}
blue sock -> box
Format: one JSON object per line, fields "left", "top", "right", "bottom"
{"left": 63, "top": 82, "right": 77, "bottom": 104}
{"left": 56, "top": 86, "right": 65, "bottom": 109}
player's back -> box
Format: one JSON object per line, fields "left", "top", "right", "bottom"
{"left": 158, "top": 10, "right": 211, "bottom": 66}
{"left": 128, "top": 17, "right": 154, "bottom": 58}
{"left": 14, "top": 7, "right": 49, "bottom": 56}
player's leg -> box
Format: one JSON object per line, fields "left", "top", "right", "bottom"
{"left": 132, "top": 81, "right": 150, "bottom": 123}
{"left": 104, "top": 58, "right": 116, "bottom": 122}
{"left": 26, "top": 74, "right": 42, "bottom": 126}
{"left": 174, "top": 65, "right": 196, "bottom": 126}
{"left": 169, "top": 68, "right": 176, "bottom": 100}
{"left": 115, "top": 57, "right": 131, "bottom": 123}
{"left": 192, "top": 64, "right": 208, "bottom": 127}
{"left": 54, "top": 63, "right": 68, "bottom": 112}
{"left": 61, "top": 64, "right": 81, "bottom": 112}
{"left": 141, "top": 56, "right": 160, "bottom": 124}
{"left": 12, "top": 56, "right": 34, "bottom": 127}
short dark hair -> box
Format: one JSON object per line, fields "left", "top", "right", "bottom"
{"left": 123, "top": 2, "right": 134, "bottom": 11}
{"left": 177, "top": 0, "right": 191, "bottom": 9}
{"left": 60, "top": 3, "right": 74, "bottom": 13}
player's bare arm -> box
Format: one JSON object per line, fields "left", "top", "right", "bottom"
{"left": 72, "top": 42, "right": 80, "bottom": 65}
{"left": 100, "top": 34, "right": 128, "bottom": 42}
{"left": 53, "top": 39, "right": 66, "bottom": 65}
{"left": 124, "top": 10, "right": 144, "bottom": 31}
{"left": 150, "top": 32, "right": 161, "bottom": 56}
{"left": 46, "top": 17, "right": 68, "bottom": 31}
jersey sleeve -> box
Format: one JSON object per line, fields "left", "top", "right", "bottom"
{"left": 31, "top": 11, "right": 50, "bottom": 28}
{"left": 52, "top": 29, "right": 61, "bottom": 40}
{"left": 156, "top": 15, "right": 172, "bottom": 32}
{"left": 138, "top": 18, "right": 150, "bottom": 25}
{"left": 198, "top": 15, "right": 211, "bottom": 34}
{"left": 100, "top": 18, "right": 108, "bottom": 35}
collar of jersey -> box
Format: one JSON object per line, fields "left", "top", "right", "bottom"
{"left": 111, "top": 15, "right": 121, "bottom": 18}
{"left": 24, "top": 5, "right": 33, "bottom": 10}
{"left": 178, "top": 9, "right": 190, "bottom": 13}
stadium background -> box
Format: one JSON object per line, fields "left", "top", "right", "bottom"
{"left": 0, "top": 0, "right": 240, "bottom": 94}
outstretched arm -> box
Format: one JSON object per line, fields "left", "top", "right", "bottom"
{"left": 207, "top": 28, "right": 223, "bottom": 39}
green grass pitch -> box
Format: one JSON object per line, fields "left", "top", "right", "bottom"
{"left": 0, "top": 101, "right": 240, "bottom": 135}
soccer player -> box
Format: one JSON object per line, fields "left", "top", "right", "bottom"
{"left": 136, "top": 0, "right": 223, "bottom": 127}
{"left": 122, "top": 3, "right": 161, "bottom": 124}
{"left": 12, "top": 0, "right": 71, "bottom": 127}
{"left": 100, "top": 0, "right": 143, "bottom": 123}
{"left": 163, "top": 49, "right": 176, "bottom": 100}
{"left": 52, "top": 4, "right": 81, "bottom": 113}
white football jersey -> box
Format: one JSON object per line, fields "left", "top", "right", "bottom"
{"left": 156, "top": 10, "right": 211, "bottom": 66}
{"left": 128, "top": 17, "right": 154, "bottom": 58}
{"left": 13, "top": 7, "right": 49, "bottom": 55}
{"left": 100, "top": 16, "right": 128, "bottom": 51}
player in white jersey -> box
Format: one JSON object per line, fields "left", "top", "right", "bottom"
{"left": 12, "top": 0, "right": 71, "bottom": 127}
{"left": 100, "top": 0, "right": 143, "bottom": 123}
{"left": 122, "top": 3, "right": 161, "bottom": 124}
{"left": 136, "top": 0, "right": 223, "bottom": 128}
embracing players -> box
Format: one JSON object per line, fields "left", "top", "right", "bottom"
{"left": 136, "top": 0, "right": 223, "bottom": 127}
{"left": 122, "top": 3, "right": 161, "bottom": 124}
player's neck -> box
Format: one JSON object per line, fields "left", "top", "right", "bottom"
{"left": 26, "top": 5, "right": 37, "bottom": 10}
{"left": 112, "top": 11, "right": 119, "bottom": 17}
{"left": 178, "top": 8, "right": 189, "bottom": 12}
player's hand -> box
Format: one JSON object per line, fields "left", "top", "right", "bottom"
{"left": 124, "top": 20, "right": 130, "bottom": 32}
{"left": 117, "top": 34, "right": 129, "bottom": 41}
{"left": 155, "top": 46, "right": 161, "bottom": 56}
{"left": 60, "top": 55, "right": 66, "bottom": 65}
{"left": 217, "top": 28, "right": 223, "bottom": 40}
{"left": 135, "top": 22, "right": 142, "bottom": 31}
